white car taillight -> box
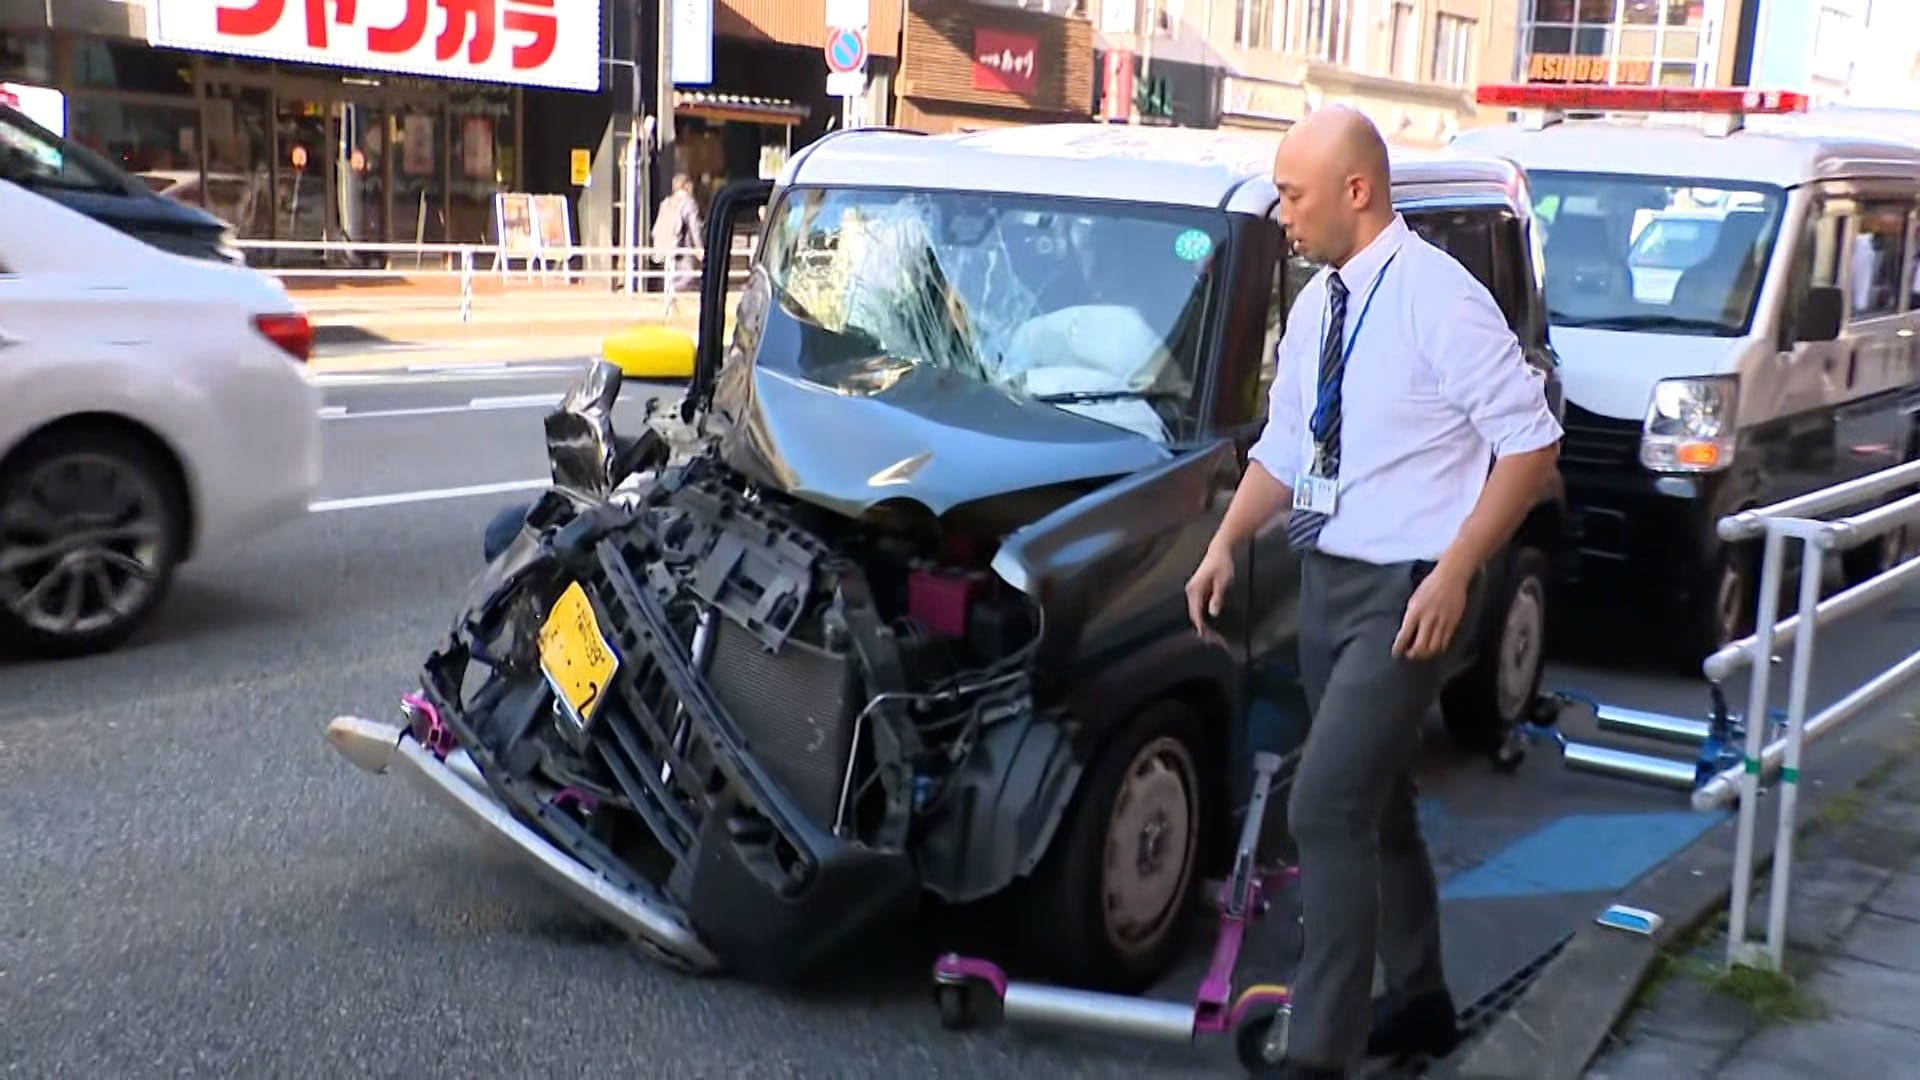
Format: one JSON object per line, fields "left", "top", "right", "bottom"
{"left": 255, "top": 313, "right": 313, "bottom": 363}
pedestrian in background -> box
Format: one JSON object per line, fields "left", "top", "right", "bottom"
{"left": 652, "top": 171, "right": 703, "bottom": 304}
{"left": 1184, "top": 107, "right": 1562, "bottom": 1078}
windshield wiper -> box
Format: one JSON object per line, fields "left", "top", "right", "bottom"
{"left": 1551, "top": 313, "right": 1734, "bottom": 334}
{"left": 1031, "top": 389, "right": 1179, "bottom": 405}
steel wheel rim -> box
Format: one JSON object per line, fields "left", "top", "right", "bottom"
{"left": 0, "top": 451, "right": 168, "bottom": 638}
{"left": 1101, "top": 734, "right": 1198, "bottom": 954}
{"left": 1497, "top": 574, "right": 1546, "bottom": 720}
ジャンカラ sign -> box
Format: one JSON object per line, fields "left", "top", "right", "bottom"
{"left": 148, "top": 0, "right": 604, "bottom": 92}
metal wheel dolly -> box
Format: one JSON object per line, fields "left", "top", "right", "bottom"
{"left": 932, "top": 750, "right": 1301, "bottom": 1072}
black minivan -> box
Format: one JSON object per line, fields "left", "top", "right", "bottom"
{"left": 0, "top": 103, "right": 242, "bottom": 265}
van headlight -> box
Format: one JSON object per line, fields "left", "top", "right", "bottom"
{"left": 1640, "top": 376, "right": 1737, "bottom": 473}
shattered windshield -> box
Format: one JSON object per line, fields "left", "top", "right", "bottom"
{"left": 755, "top": 185, "right": 1226, "bottom": 443}
{"left": 1528, "top": 171, "right": 1784, "bottom": 336}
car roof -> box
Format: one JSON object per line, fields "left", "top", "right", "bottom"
{"left": 0, "top": 177, "right": 171, "bottom": 273}
{"left": 1449, "top": 118, "right": 1920, "bottom": 188}
{"left": 779, "top": 122, "right": 1531, "bottom": 213}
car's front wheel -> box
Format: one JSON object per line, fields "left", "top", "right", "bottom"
{"left": 0, "top": 426, "right": 185, "bottom": 657}
{"left": 1021, "top": 698, "right": 1206, "bottom": 993}
{"left": 1440, "top": 546, "right": 1552, "bottom": 752}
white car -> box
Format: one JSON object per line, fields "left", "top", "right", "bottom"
{"left": 0, "top": 178, "right": 321, "bottom": 656}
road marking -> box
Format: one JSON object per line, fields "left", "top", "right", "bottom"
{"left": 470, "top": 393, "right": 559, "bottom": 410}
{"left": 310, "top": 363, "right": 587, "bottom": 388}
{"left": 1438, "top": 811, "right": 1725, "bottom": 902}
{"left": 317, "top": 405, "right": 348, "bottom": 418}
{"left": 320, "top": 404, "right": 484, "bottom": 421}
{"left": 309, "top": 479, "right": 547, "bottom": 513}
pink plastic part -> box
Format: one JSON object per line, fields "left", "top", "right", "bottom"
{"left": 908, "top": 569, "right": 981, "bottom": 638}
{"left": 401, "top": 692, "right": 455, "bottom": 760}
{"left": 933, "top": 953, "right": 1008, "bottom": 999}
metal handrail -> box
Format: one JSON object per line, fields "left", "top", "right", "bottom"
{"left": 1717, "top": 458, "right": 1920, "bottom": 541}
{"left": 1697, "top": 460, "right": 1920, "bottom": 975}
{"left": 1701, "top": 544, "right": 1920, "bottom": 682}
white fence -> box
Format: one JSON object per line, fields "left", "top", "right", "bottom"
{"left": 1697, "top": 458, "right": 1920, "bottom": 972}
{"left": 237, "top": 236, "right": 755, "bottom": 322}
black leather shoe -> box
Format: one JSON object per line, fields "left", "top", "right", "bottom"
{"left": 1366, "top": 988, "right": 1461, "bottom": 1058}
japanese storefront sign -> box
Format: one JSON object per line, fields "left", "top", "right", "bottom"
{"left": 972, "top": 27, "right": 1038, "bottom": 95}
{"left": 148, "top": 0, "right": 603, "bottom": 92}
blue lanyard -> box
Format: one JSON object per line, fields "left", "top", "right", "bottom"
{"left": 1310, "top": 248, "right": 1399, "bottom": 444}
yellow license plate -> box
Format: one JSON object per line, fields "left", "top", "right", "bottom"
{"left": 538, "top": 581, "right": 620, "bottom": 726}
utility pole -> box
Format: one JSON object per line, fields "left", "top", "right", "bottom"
{"left": 655, "top": 0, "right": 676, "bottom": 209}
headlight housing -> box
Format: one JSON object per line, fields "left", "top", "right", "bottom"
{"left": 1640, "top": 375, "right": 1737, "bottom": 473}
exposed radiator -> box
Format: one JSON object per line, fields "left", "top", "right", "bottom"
{"left": 707, "top": 616, "right": 862, "bottom": 829}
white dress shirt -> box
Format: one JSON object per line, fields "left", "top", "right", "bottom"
{"left": 1248, "top": 213, "right": 1564, "bottom": 565}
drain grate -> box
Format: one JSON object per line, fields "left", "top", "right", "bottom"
{"left": 1359, "top": 930, "right": 1574, "bottom": 1078}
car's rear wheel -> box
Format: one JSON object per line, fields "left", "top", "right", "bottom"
{"left": 1440, "top": 546, "right": 1551, "bottom": 752}
{"left": 1021, "top": 698, "right": 1205, "bottom": 993}
{"left": 0, "top": 427, "right": 184, "bottom": 657}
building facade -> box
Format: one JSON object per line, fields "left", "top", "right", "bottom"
{"left": 0, "top": 0, "right": 635, "bottom": 253}
{"left": 1738, "top": 0, "right": 1920, "bottom": 108}
{"left": 895, "top": 1, "right": 1095, "bottom": 134}
{"left": 1088, "top": 0, "right": 1525, "bottom": 146}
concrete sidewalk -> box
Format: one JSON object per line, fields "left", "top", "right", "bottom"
{"left": 282, "top": 274, "right": 701, "bottom": 353}
{"left": 1582, "top": 720, "right": 1920, "bottom": 1079}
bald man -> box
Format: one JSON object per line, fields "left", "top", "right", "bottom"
{"left": 1185, "top": 109, "right": 1561, "bottom": 1077}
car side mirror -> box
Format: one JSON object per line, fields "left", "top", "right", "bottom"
{"left": 1794, "top": 285, "right": 1843, "bottom": 343}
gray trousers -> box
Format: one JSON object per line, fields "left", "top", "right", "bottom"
{"left": 1285, "top": 549, "right": 1474, "bottom": 1069}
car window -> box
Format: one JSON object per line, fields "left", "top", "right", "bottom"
{"left": 1525, "top": 171, "right": 1786, "bottom": 336}
{"left": 1252, "top": 204, "right": 1534, "bottom": 418}
{"left": 756, "top": 186, "right": 1228, "bottom": 444}
{"left": 0, "top": 108, "right": 121, "bottom": 194}
{"left": 1405, "top": 207, "right": 1528, "bottom": 331}
{"left": 1847, "top": 200, "right": 1912, "bottom": 319}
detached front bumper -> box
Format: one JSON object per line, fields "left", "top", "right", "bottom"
{"left": 324, "top": 713, "right": 722, "bottom": 973}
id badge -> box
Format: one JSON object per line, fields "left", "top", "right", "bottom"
{"left": 1293, "top": 474, "right": 1338, "bottom": 515}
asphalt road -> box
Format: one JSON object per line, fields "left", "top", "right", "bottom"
{"left": 4, "top": 363, "right": 1917, "bottom": 1078}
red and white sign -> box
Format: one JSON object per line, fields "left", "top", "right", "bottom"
{"left": 148, "top": 0, "right": 603, "bottom": 92}
{"left": 972, "top": 27, "right": 1038, "bottom": 95}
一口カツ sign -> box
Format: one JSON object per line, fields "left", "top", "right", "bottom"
{"left": 149, "top": 0, "right": 603, "bottom": 92}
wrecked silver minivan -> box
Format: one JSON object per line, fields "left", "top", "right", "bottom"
{"left": 326, "top": 125, "right": 1569, "bottom": 993}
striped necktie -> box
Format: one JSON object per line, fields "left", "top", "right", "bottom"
{"left": 1286, "top": 270, "right": 1348, "bottom": 551}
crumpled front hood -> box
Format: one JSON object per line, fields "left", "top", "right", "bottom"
{"left": 707, "top": 308, "right": 1172, "bottom": 519}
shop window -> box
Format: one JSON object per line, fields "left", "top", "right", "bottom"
{"left": 1576, "top": 0, "right": 1614, "bottom": 21}
{"left": 1574, "top": 27, "right": 1610, "bottom": 56}
{"left": 68, "top": 98, "right": 201, "bottom": 176}
{"left": 1623, "top": 0, "right": 1659, "bottom": 25}
{"left": 0, "top": 30, "right": 51, "bottom": 85}
{"left": 73, "top": 40, "right": 194, "bottom": 97}
{"left": 1534, "top": 0, "right": 1576, "bottom": 21}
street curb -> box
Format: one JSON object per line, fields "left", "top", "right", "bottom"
{"left": 1446, "top": 701, "right": 1918, "bottom": 1080}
